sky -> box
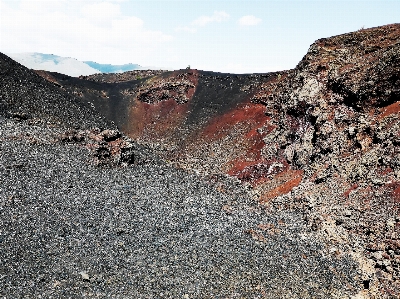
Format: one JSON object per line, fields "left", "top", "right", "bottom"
{"left": 1, "top": 0, "right": 399, "bottom": 73}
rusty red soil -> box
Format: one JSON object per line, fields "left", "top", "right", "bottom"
{"left": 127, "top": 99, "right": 190, "bottom": 140}
{"left": 258, "top": 170, "right": 304, "bottom": 203}
{"left": 384, "top": 182, "right": 400, "bottom": 203}
{"left": 343, "top": 184, "right": 359, "bottom": 198}
{"left": 200, "top": 103, "right": 269, "bottom": 141}
{"left": 228, "top": 159, "right": 290, "bottom": 187}
{"left": 377, "top": 101, "right": 400, "bottom": 121}
{"left": 196, "top": 101, "right": 291, "bottom": 187}
{"left": 377, "top": 166, "right": 394, "bottom": 176}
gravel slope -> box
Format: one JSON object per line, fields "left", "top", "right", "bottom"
{"left": 0, "top": 118, "right": 361, "bottom": 298}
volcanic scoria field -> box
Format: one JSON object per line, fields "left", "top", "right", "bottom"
{"left": 1, "top": 24, "right": 400, "bottom": 298}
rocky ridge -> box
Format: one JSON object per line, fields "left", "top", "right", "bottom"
{"left": 80, "top": 69, "right": 168, "bottom": 83}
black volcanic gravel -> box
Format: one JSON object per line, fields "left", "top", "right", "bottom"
{"left": 0, "top": 119, "right": 361, "bottom": 298}
{"left": 0, "top": 53, "right": 113, "bottom": 130}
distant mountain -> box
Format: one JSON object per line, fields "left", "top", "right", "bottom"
{"left": 84, "top": 61, "right": 141, "bottom": 73}
{"left": 6, "top": 52, "right": 142, "bottom": 77}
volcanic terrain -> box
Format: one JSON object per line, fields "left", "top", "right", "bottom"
{"left": 1, "top": 24, "right": 400, "bottom": 298}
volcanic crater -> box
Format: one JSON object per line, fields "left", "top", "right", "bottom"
{"left": 1, "top": 23, "right": 400, "bottom": 298}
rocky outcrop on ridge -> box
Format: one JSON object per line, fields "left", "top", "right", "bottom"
{"left": 250, "top": 24, "right": 400, "bottom": 296}
{"left": 80, "top": 69, "right": 168, "bottom": 83}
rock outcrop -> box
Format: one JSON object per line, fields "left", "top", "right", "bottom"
{"left": 253, "top": 24, "right": 400, "bottom": 296}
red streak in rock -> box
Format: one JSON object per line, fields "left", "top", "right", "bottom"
{"left": 259, "top": 170, "right": 304, "bottom": 203}
{"left": 343, "top": 184, "right": 359, "bottom": 198}
{"left": 378, "top": 101, "right": 400, "bottom": 121}
{"left": 392, "top": 185, "right": 400, "bottom": 203}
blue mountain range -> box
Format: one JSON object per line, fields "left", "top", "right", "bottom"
{"left": 7, "top": 52, "right": 143, "bottom": 77}
{"left": 84, "top": 61, "right": 142, "bottom": 73}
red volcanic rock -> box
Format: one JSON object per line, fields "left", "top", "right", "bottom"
{"left": 377, "top": 101, "right": 400, "bottom": 121}
{"left": 343, "top": 183, "right": 359, "bottom": 198}
{"left": 258, "top": 169, "right": 304, "bottom": 203}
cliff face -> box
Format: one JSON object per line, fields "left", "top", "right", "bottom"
{"left": 33, "top": 24, "right": 400, "bottom": 296}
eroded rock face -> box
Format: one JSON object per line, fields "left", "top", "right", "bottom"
{"left": 135, "top": 71, "right": 197, "bottom": 105}
{"left": 249, "top": 23, "right": 400, "bottom": 295}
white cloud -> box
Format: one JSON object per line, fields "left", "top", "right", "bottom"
{"left": 80, "top": 2, "right": 121, "bottom": 24}
{"left": 175, "top": 10, "right": 229, "bottom": 34}
{"left": 191, "top": 11, "right": 229, "bottom": 27}
{"left": 238, "top": 15, "right": 262, "bottom": 26}
{"left": 0, "top": 0, "right": 173, "bottom": 64}
{"left": 18, "top": 0, "right": 68, "bottom": 14}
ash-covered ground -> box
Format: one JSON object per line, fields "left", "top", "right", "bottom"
{"left": 0, "top": 52, "right": 361, "bottom": 298}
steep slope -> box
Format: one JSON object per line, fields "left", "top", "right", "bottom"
{"left": 36, "top": 23, "right": 400, "bottom": 297}
{"left": 0, "top": 53, "right": 112, "bottom": 129}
